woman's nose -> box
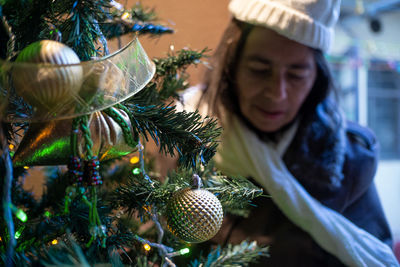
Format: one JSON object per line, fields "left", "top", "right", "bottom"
{"left": 263, "top": 74, "right": 287, "bottom": 101}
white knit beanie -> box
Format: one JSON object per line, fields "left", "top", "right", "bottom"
{"left": 228, "top": 0, "right": 341, "bottom": 52}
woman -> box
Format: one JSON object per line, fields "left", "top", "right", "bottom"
{"left": 181, "top": 0, "right": 398, "bottom": 266}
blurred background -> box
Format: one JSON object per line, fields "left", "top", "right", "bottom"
{"left": 23, "top": 0, "right": 400, "bottom": 251}
{"left": 330, "top": 0, "right": 400, "bottom": 248}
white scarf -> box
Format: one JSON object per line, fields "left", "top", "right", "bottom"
{"left": 215, "top": 115, "right": 399, "bottom": 267}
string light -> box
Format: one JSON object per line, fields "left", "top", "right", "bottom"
{"left": 15, "top": 230, "right": 22, "bottom": 239}
{"left": 130, "top": 156, "right": 139, "bottom": 164}
{"left": 179, "top": 247, "right": 190, "bottom": 255}
{"left": 10, "top": 204, "right": 28, "bottom": 222}
{"left": 44, "top": 211, "right": 52, "bottom": 218}
{"left": 51, "top": 239, "right": 58, "bottom": 245}
{"left": 166, "top": 247, "right": 191, "bottom": 257}
{"left": 16, "top": 209, "right": 27, "bottom": 222}
{"left": 8, "top": 144, "right": 14, "bottom": 150}
{"left": 132, "top": 168, "right": 141, "bottom": 175}
{"left": 23, "top": 166, "right": 29, "bottom": 170}
{"left": 121, "top": 12, "right": 130, "bottom": 20}
{"left": 14, "top": 225, "right": 25, "bottom": 239}
{"left": 143, "top": 243, "right": 151, "bottom": 251}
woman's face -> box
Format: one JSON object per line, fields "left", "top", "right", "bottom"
{"left": 235, "top": 26, "right": 317, "bottom": 132}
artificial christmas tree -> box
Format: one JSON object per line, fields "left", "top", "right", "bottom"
{"left": 0, "top": 1, "right": 268, "bottom": 266}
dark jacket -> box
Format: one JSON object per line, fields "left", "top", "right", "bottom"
{"left": 202, "top": 121, "right": 392, "bottom": 267}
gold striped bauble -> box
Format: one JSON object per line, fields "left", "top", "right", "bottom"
{"left": 12, "top": 40, "right": 83, "bottom": 111}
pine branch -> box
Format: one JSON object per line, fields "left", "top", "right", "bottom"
{"left": 111, "top": 165, "right": 264, "bottom": 219}
{"left": 121, "top": 103, "right": 220, "bottom": 169}
{"left": 102, "top": 20, "right": 173, "bottom": 39}
{"left": 52, "top": 0, "right": 112, "bottom": 60}
{"left": 190, "top": 241, "right": 269, "bottom": 267}
{"left": 110, "top": 172, "right": 164, "bottom": 217}
{"left": 39, "top": 234, "right": 91, "bottom": 266}
{"left": 1, "top": 0, "right": 53, "bottom": 51}
{"left": 131, "top": 23, "right": 174, "bottom": 35}
{"left": 153, "top": 48, "right": 208, "bottom": 77}
{"left": 154, "top": 48, "right": 208, "bottom": 101}
{"left": 131, "top": 48, "right": 208, "bottom": 105}
{"left": 0, "top": 84, "right": 32, "bottom": 133}
{"left": 2, "top": 0, "right": 112, "bottom": 58}
{"left": 110, "top": 167, "right": 203, "bottom": 218}
{"left": 130, "top": 3, "right": 158, "bottom": 22}
{"left": 119, "top": 48, "right": 215, "bottom": 170}
{"left": 166, "top": 165, "right": 265, "bottom": 217}
{"left": 131, "top": 82, "right": 160, "bottom": 106}
{"left": 159, "top": 75, "right": 188, "bottom": 100}
{"left": 99, "top": 2, "right": 173, "bottom": 39}
{"left": 204, "top": 176, "right": 265, "bottom": 217}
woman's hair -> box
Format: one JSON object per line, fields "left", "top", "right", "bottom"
{"left": 199, "top": 18, "right": 338, "bottom": 126}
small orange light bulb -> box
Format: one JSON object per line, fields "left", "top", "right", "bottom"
{"left": 130, "top": 156, "right": 139, "bottom": 164}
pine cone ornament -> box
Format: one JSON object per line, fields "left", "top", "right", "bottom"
{"left": 166, "top": 188, "right": 223, "bottom": 243}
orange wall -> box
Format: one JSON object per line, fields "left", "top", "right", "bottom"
{"left": 130, "top": 0, "right": 231, "bottom": 84}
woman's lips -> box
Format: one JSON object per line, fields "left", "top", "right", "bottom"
{"left": 256, "top": 107, "right": 285, "bottom": 120}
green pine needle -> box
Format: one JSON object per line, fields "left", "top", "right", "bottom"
{"left": 53, "top": 0, "right": 112, "bottom": 60}
{"left": 153, "top": 48, "right": 208, "bottom": 77}
{"left": 130, "top": 3, "right": 158, "bottom": 22}
{"left": 190, "top": 241, "right": 269, "bottom": 267}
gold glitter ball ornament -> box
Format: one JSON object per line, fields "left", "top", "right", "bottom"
{"left": 12, "top": 40, "right": 83, "bottom": 111}
{"left": 166, "top": 188, "right": 223, "bottom": 243}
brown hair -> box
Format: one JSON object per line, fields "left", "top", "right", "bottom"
{"left": 199, "top": 18, "right": 337, "bottom": 128}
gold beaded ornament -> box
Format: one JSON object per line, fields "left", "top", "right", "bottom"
{"left": 166, "top": 185, "right": 223, "bottom": 243}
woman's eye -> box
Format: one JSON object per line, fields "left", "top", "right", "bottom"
{"left": 247, "top": 64, "right": 271, "bottom": 74}
{"left": 249, "top": 67, "right": 269, "bottom": 73}
{"left": 288, "top": 72, "right": 307, "bottom": 80}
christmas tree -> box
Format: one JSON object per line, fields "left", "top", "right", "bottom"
{"left": 0, "top": 1, "right": 268, "bottom": 266}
